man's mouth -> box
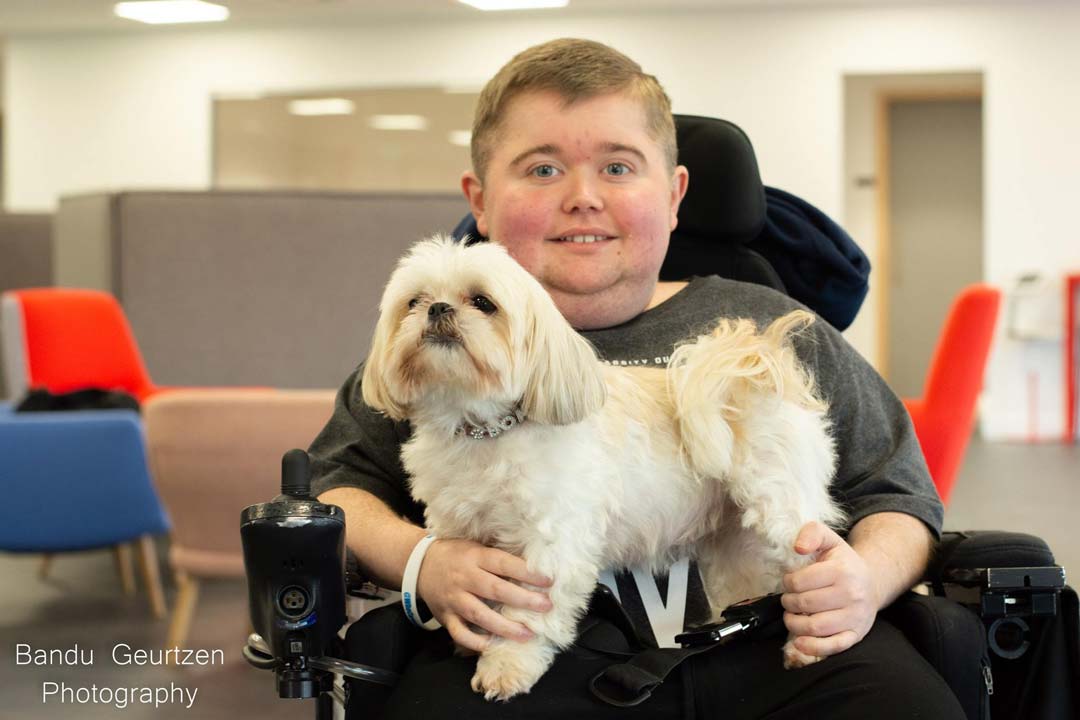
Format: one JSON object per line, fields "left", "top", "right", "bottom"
{"left": 552, "top": 234, "right": 615, "bottom": 244}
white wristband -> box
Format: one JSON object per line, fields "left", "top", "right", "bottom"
{"left": 401, "top": 534, "right": 442, "bottom": 630}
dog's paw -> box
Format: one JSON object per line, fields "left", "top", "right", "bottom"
{"left": 470, "top": 642, "right": 550, "bottom": 702}
{"left": 782, "top": 637, "right": 825, "bottom": 669}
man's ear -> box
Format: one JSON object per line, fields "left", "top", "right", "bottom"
{"left": 461, "top": 170, "right": 490, "bottom": 237}
{"left": 669, "top": 165, "right": 690, "bottom": 232}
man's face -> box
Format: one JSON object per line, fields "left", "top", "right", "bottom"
{"left": 462, "top": 90, "right": 688, "bottom": 330}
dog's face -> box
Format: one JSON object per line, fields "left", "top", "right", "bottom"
{"left": 362, "top": 236, "right": 606, "bottom": 426}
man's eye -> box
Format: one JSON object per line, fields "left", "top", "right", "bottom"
{"left": 471, "top": 295, "right": 497, "bottom": 314}
{"left": 605, "top": 162, "right": 631, "bottom": 176}
{"left": 531, "top": 164, "right": 559, "bottom": 179}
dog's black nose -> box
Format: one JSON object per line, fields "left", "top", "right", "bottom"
{"left": 428, "top": 302, "right": 454, "bottom": 320}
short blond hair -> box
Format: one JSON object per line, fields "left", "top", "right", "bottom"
{"left": 471, "top": 38, "right": 678, "bottom": 181}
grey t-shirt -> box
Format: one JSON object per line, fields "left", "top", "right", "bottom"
{"left": 309, "top": 276, "right": 942, "bottom": 643}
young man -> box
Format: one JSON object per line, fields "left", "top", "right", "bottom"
{"left": 311, "top": 38, "right": 965, "bottom": 718}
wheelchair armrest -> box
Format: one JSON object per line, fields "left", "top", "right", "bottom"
{"left": 927, "top": 531, "right": 1066, "bottom": 623}
{"left": 927, "top": 531, "right": 1057, "bottom": 583}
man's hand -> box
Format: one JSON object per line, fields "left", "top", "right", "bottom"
{"left": 780, "top": 513, "right": 933, "bottom": 660}
{"left": 416, "top": 538, "right": 554, "bottom": 653}
{"left": 780, "top": 521, "right": 879, "bottom": 659}
{"left": 319, "top": 488, "right": 556, "bottom": 653}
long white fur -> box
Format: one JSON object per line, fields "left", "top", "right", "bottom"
{"left": 362, "top": 236, "right": 843, "bottom": 701}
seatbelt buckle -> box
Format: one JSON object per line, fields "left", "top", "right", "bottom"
{"left": 674, "top": 594, "right": 784, "bottom": 648}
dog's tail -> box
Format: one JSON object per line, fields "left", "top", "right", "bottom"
{"left": 667, "top": 309, "right": 828, "bottom": 482}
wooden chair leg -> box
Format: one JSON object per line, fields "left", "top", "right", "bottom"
{"left": 166, "top": 571, "right": 200, "bottom": 653}
{"left": 136, "top": 535, "right": 167, "bottom": 619}
{"left": 38, "top": 554, "right": 54, "bottom": 579}
{"left": 113, "top": 544, "right": 135, "bottom": 595}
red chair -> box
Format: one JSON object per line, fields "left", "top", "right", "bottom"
{"left": 902, "top": 284, "right": 1002, "bottom": 505}
{"left": 2, "top": 287, "right": 175, "bottom": 402}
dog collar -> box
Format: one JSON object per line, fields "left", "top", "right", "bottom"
{"left": 454, "top": 408, "right": 526, "bottom": 440}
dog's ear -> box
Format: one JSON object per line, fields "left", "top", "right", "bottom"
{"left": 520, "top": 287, "right": 606, "bottom": 425}
{"left": 361, "top": 303, "right": 409, "bottom": 420}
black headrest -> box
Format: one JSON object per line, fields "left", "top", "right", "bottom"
{"left": 660, "top": 115, "right": 779, "bottom": 288}
{"left": 671, "top": 114, "right": 766, "bottom": 245}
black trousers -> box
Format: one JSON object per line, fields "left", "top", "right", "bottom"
{"left": 345, "top": 605, "right": 966, "bottom": 720}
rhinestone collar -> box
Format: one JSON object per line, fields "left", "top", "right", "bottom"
{"left": 454, "top": 408, "right": 526, "bottom": 440}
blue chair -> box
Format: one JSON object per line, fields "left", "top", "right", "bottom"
{"left": 0, "top": 403, "right": 171, "bottom": 617}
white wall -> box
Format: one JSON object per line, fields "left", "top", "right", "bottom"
{"left": 5, "top": 2, "right": 1080, "bottom": 434}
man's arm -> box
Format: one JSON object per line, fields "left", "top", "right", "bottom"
{"left": 319, "top": 486, "right": 553, "bottom": 652}
{"left": 848, "top": 511, "right": 933, "bottom": 607}
{"left": 780, "top": 512, "right": 933, "bottom": 658}
{"left": 320, "top": 487, "right": 428, "bottom": 590}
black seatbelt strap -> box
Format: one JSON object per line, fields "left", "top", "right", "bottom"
{"left": 587, "top": 593, "right": 785, "bottom": 707}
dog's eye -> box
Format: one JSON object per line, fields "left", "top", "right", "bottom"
{"left": 407, "top": 297, "right": 421, "bottom": 310}
{"left": 471, "top": 295, "right": 497, "bottom": 315}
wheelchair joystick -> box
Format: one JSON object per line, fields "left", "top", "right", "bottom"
{"left": 241, "top": 449, "right": 398, "bottom": 717}
{"left": 280, "top": 447, "right": 313, "bottom": 498}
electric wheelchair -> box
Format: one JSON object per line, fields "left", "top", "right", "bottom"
{"left": 241, "top": 115, "right": 1077, "bottom": 720}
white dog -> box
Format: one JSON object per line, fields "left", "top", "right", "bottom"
{"left": 362, "top": 236, "right": 844, "bottom": 701}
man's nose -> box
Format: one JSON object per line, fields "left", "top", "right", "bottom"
{"left": 428, "top": 302, "right": 454, "bottom": 320}
{"left": 561, "top": 171, "right": 604, "bottom": 213}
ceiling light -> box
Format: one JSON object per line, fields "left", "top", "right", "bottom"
{"left": 448, "top": 130, "right": 472, "bottom": 147}
{"left": 369, "top": 115, "right": 429, "bottom": 131}
{"left": 288, "top": 98, "right": 356, "bottom": 116}
{"left": 114, "top": 1, "right": 230, "bottom": 24}
{"left": 457, "top": 0, "right": 569, "bottom": 10}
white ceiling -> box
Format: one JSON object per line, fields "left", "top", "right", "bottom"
{"left": 0, "top": 0, "right": 1032, "bottom": 36}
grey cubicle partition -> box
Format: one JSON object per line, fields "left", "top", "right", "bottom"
{"left": 0, "top": 213, "right": 54, "bottom": 398}
{"left": 54, "top": 191, "right": 469, "bottom": 389}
